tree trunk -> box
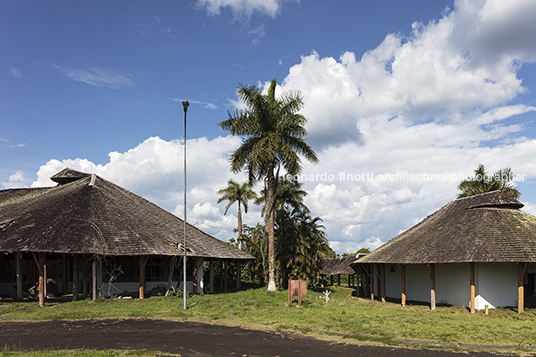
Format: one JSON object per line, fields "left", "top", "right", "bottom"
{"left": 237, "top": 203, "right": 243, "bottom": 250}
{"left": 265, "top": 163, "right": 277, "bottom": 292}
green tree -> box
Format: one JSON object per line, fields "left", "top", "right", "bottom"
{"left": 218, "top": 79, "right": 319, "bottom": 292}
{"left": 256, "top": 178, "right": 309, "bottom": 216}
{"left": 239, "top": 223, "right": 268, "bottom": 284}
{"left": 217, "top": 180, "right": 257, "bottom": 249}
{"left": 276, "top": 207, "right": 328, "bottom": 288}
{"left": 457, "top": 164, "right": 521, "bottom": 199}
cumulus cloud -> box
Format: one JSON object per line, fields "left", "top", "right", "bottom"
{"left": 24, "top": 0, "right": 536, "bottom": 254}
{"left": 31, "top": 136, "right": 261, "bottom": 241}
{"left": 233, "top": 0, "right": 536, "bottom": 253}
{"left": 2, "top": 171, "right": 32, "bottom": 189}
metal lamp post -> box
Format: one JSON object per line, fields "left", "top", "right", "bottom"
{"left": 182, "top": 100, "right": 189, "bottom": 310}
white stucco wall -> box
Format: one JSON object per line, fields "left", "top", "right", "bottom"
{"left": 474, "top": 263, "right": 517, "bottom": 309}
{"left": 383, "top": 263, "right": 521, "bottom": 309}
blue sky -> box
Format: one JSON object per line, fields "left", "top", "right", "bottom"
{"left": 2, "top": 0, "right": 536, "bottom": 254}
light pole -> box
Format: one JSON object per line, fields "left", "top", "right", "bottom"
{"left": 182, "top": 100, "right": 189, "bottom": 310}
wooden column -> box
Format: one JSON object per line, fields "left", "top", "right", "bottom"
{"left": 401, "top": 264, "right": 406, "bottom": 306}
{"left": 469, "top": 262, "right": 475, "bottom": 314}
{"left": 82, "top": 254, "right": 88, "bottom": 299}
{"left": 193, "top": 260, "right": 198, "bottom": 294}
{"left": 16, "top": 252, "right": 23, "bottom": 300}
{"left": 430, "top": 263, "right": 436, "bottom": 310}
{"left": 209, "top": 258, "right": 214, "bottom": 292}
{"left": 139, "top": 256, "right": 149, "bottom": 299}
{"left": 72, "top": 254, "right": 79, "bottom": 301}
{"left": 220, "top": 260, "right": 224, "bottom": 290}
{"left": 337, "top": 274, "right": 341, "bottom": 286}
{"left": 381, "top": 264, "right": 386, "bottom": 303}
{"left": 92, "top": 256, "right": 97, "bottom": 300}
{"left": 236, "top": 260, "right": 241, "bottom": 290}
{"left": 518, "top": 262, "right": 528, "bottom": 313}
{"left": 224, "top": 259, "right": 229, "bottom": 292}
{"left": 330, "top": 275, "right": 333, "bottom": 286}
{"left": 0, "top": 252, "right": 4, "bottom": 282}
{"left": 62, "top": 253, "right": 68, "bottom": 295}
{"left": 370, "top": 265, "right": 375, "bottom": 301}
{"left": 375, "top": 264, "right": 381, "bottom": 299}
{"left": 37, "top": 252, "right": 46, "bottom": 307}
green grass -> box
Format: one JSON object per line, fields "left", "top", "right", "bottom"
{"left": 2, "top": 286, "right": 536, "bottom": 354}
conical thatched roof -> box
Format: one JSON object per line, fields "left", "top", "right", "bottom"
{"left": 355, "top": 191, "right": 536, "bottom": 265}
{"left": 0, "top": 169, "right": 252, "bottom": 260}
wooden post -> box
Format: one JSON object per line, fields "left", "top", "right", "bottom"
{"left": 401, "top": 264, "right": 406, "bottom": 306}
{"left": 62, "top": 253, "right": 68, "bottom": 295}
{"left": 82, "top": 254, "right": 88, "bottom": 299}
{"left": 38, "top": 252, "right": 46, "bottom": 307}
{"left": 92, "top": 256, "right": 97, "bottom": 300}
{"left": 139, "top": 256, "right": 149, "bottom": 299}
{"left": 193, "top": 259, "right": 200, "bottom": 294}
{"left": 16, "top": 252, "right": 22, "bottom": 300}
{"left": 72, "top": 254, "right": 79, "bottom": 301}
{"left": 430, "top": 263, "right": 436, "bottom": 310}
{"left": 236, "top": 260, "right": 241, "bottom": 290}
{"left": 381, "top": 264, "right": 386, "bottom": 303}
{"left": 337, "top": 274, "right": 341, "bottom": 286}
{"left": 518, "top": 262, "right": 528, "bottom": 313}
{"left": 209, "top": 258, "right": 214, "bottom": 292}
{"left": 0, "top": 252, "right": 4, "bottom": 282}
{"left": 224, "top": 259, "right": 229, "bottom": 292}
{"left": 375, "top": 264, "right": 381, "bottom": 299}
{"left": 470, "top": 262, "right": 475, "bottom": 314}
{"left": 330, "top": 275, "right": 333, "bottom": 286}
{"left": 219, "top": 260, "right": 224, "bottom": 290}
{"left": 370, "top": 265, "right": 375, "bottom": 301}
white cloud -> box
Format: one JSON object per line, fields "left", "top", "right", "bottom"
{"left": 197, "top": 0, "right": 284, "bottom": 18}
{"left": 9, "top": 67, "right": 26, "bottom": 79}
{"left": 51, "top": 65, "right": 135, "bottom": 89}
{"left": 31, "top": 136, "right": 258, "bottom": 242}
{"left": 2, "top": 171, "right": 32, "bottom": 189}
{"left": 23, "top": 0, "right": 536, "bottom": 254}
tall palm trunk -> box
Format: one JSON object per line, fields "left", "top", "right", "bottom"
{"left": 265, "top": 163, "right": 277, "bottom": 292}
{"left": 237, "top": 203, "right": 243, "bottom": 250}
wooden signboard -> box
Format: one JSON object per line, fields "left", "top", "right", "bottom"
{"left": 288, "top": 279, "right": 307, "bottom": 306}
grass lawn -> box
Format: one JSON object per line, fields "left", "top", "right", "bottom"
{"left": 1, "top": 286, "right": 536, "bottom": 354}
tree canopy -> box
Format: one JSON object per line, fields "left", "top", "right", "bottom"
{"left": 218, "top": 79, "right": 318, "bottom": 292}
{"left": 457, "top": 164, "right": 521, "bottom": 199}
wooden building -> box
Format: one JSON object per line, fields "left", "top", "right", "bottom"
{"left": 352, "top": 191, "right": 536, "bottom": 313}
{"left": 0, "top": 168, "right": 252, "bottom": 306}
{"left": 319, "top": 255, "right": 360, "bottom": 287}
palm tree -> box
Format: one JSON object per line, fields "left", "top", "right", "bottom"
{"left": 218, "top": 79, "right": 319, "bottom": 292}
{"left": 457, "top": 164, "right": 521, "bottom": 199}
{"left": 256, "top": 178, "right": 309, "bottom": 216}
{"left": 217, "top": 180, "right": 257, "bottom": 249}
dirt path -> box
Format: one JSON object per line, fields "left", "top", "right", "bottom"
{"left": 0, "top": 319, "right": 521, "bottom": 356}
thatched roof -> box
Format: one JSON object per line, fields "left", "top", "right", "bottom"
{"left": 0, "top": 169, "right": 252, "bottom": 260}
{"left": 355, "top": 191, "right": 536, "bottom": 265}
{"left": 320, "top": 256, "right": 358, "bottom": 275}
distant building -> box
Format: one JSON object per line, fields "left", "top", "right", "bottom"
{"left": 353, "top": 191, "right": 536, "bottom": 313}
{"left": 0, "top": 168, "right": 252, "bottom": 304}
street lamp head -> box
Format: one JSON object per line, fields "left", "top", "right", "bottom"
{"left": 182, "top": 100, "right": 189, "bottom": 113}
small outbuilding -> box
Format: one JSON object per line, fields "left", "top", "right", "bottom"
{"left": 352, "top": 191, "right": 536, "bottom": 313}
{"left": 0, "top": 168, "right": 252, "bottom": 305}
{"left": 320, "top": 255, "right": 363, "bottom": 287}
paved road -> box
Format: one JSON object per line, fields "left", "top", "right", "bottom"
{"left": 0, "top": 319, "right": 523, "bottom": 356}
